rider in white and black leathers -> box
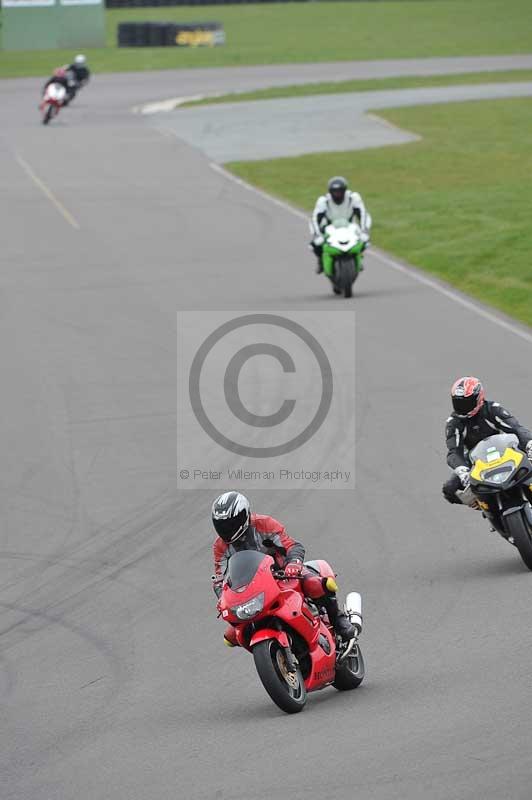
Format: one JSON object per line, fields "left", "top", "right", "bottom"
{"left": 443, "top": 377, "right": 532, "bottom": 505}
{"left": 310, "top": 176, "right": 372, "bottom": 273}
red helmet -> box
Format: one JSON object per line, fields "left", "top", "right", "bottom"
{"left": 451, "top": 376, "right": 485, "bottom": 417}
{"left": 53, "top": 67, "right": 66, "bottom": 79}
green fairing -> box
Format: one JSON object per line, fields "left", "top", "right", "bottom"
{"left": 322, "top": 241, "right": 365, "bottom": 278}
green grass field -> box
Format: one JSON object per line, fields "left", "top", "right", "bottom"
{"left": 228, "top": 98, "right": 532, "bottom": 327}
{"left": 1, "top": 0, "right": 532, "bottom": 78}
{"left": 182, "top": 70, "right": 532, "bottom": 107}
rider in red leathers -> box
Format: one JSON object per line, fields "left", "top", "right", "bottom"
{"left": 211, "top": 491, "right": 356, "bottom": 646}
{"left": 42, "top": 67, "right": 69, "bottom": 95}
{"left": 39, "top": 67, "right": 69, "bottom": 113}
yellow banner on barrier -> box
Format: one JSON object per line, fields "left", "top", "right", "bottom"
{"left": 176, "top": 30, "right": 217, "bottom": 46}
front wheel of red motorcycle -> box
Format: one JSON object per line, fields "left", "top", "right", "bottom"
{"left": 253, "top": 640, "right": 306, "bottom": 714}
{"left": 42, "top": 105, "right": 54, "bottom": 125}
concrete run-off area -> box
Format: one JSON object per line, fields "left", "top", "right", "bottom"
{"left": 155, "top": 81, "right": 532, "bottom": 162}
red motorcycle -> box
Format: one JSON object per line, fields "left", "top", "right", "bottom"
{"left": 217, "top": 550, "right": 365, "bottom": 714}
{"left": 40, "top": 82, "right": 67, "bottom": 125}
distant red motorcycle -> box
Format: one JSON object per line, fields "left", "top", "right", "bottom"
{"left": 217, "top": 550, "right": 365, "bottom": 714}
{"left": 40, "top": 82, "right": 67, "bottom": 125}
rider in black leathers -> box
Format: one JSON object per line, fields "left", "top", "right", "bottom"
{"left": 68, "top": 55, "right": 90, "bottom": 88}
{"left": 443, "top": 377, "right": 532, "bottom": 505}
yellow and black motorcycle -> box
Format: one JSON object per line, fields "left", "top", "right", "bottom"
{"left": 465, "top": 434, "right": 532, "bottom": 569}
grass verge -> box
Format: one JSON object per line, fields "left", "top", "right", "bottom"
{"left": 1, "top": 0, "right": 532, "bottom": 79}
{"left": 181, "top": 70, "right": 532, "bottom": 107}
{"left": 227, "top": 98, "right": 532, "bottom": 327}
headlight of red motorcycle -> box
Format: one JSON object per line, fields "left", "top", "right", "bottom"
{"left": 232, "top": 593, "right": 265, "bottom": 620}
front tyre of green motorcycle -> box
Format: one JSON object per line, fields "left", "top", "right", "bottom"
{"left": 252, "top": 639, "right": 307, "bottom": 714}
{"left": 505, "top": 510, "right": 532, "bottom": 570}
{"left": 344, "top": 273, "right": 353, "bottom": 298}
{"left": 337, "top": 255, "right": 357, "bottom": 298}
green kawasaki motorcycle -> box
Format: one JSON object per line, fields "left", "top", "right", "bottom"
{"left": 322, "top": 219, "right": 367, "bottom": 298}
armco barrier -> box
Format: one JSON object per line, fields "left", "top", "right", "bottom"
{"left": 117, "top": 21, "right": 225, "bottom": 46}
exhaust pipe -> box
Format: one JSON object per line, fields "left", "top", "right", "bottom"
{"left": 344, "top": 591, "right": 362, "bottom": 635}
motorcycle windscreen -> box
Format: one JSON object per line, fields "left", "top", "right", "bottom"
{"left": 225, "top": 550, "right": 266, "bottom": 590}
{"left": 469, "top": 433, "right": 519, "bottom": 464}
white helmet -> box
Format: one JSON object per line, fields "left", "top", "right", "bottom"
{"left": 74, "top": 54, "right": 86, "bottom": 66}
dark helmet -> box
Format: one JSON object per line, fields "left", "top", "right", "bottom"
{"left": 328, "top": 176, "right": 348, "bottom": 205}
{"left": 212, "top": 491, "right": 251, "bottom": 543}
{"left": 451, "top": 376, "right": 485, "bottom": 418}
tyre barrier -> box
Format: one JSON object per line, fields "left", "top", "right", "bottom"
{"left": 117, "top": 21, "right": 225, "bottom": 47}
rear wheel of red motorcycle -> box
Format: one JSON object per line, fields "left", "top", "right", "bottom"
{"left": 333, "top": 643, "right": 365, "bottom": 690}
{"left": 253, "top": 640, "right": 306, "bottom": 714}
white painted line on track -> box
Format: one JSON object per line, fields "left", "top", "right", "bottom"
{"left": 133, "top": 94, "right": 225, "bottom": 114}
{"left": 209, "top": 161, "right": 308, "bottom": 221}
{"left": 209, "top": 161, "right": 532, "bottom": 346}
{"left": 373, "top": 250, "right": 532, "bottom": 345}
{"left": 15, "top": 153, "right": 80, "bottom": 231}
{"left": 366, "top": 111, "right": 422, "bottom": 140}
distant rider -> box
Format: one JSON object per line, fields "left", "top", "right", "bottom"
{"left": 68, "top": 54, "right": 90, "bottom": 87}
{"left": 211, "top": 491, "right": 356, "bottom": 646}
{"left": 42, "top": 67, "right": 69, "bottom": 95}
{"left": 310, "top": 176, "right": 372, "bottom": 274}
{"left": 443, "top": 376, "right": 532, "bottom": 506}
{"left": 40, "top": 68, "right": 69, "bottom": 111}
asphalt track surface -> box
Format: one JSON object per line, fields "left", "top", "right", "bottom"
{"left": 1, "top": 57, "right": 532, "bottom": 800}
